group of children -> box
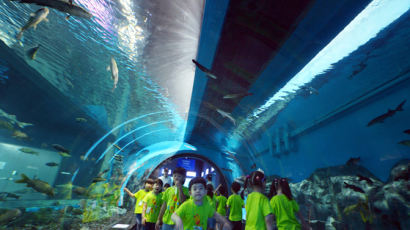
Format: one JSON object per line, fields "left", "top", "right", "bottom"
{"left": 124, "top": 167, "right": 308, "bottom": 230}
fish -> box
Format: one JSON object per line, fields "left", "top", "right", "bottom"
{"left": 113, "top": 144, "right": 124, "bottom": 152}
{"left": 357, "top": 174, "right": 373, "bottom": 185}
{"left": 216, "top": 109, "right": 236, "bottom": 125}
{"left": 97, "top": 169, "right": 109, "bottom": 177}
{"left": 0, "top": 209, "right": 21, "bottom": 223}
{"left": 60, "top": 171, "right": 71, "bottom": 175}
{"left": 0, "top": 120, "right": 14, "bottom": 131}
{"left": 367, "top": 100, "right": 406, "bottom": 127}
{"left": 15, "top": 174, "right": 54, "bottom": 196}
{"left": 404, "top": 129, "right": 410, "bottom": 135}
{"left": 0, "top": 192, "right": 20, "bottom": 199}
{"left": 91, "top": 177, "right": 106, "bottom": 183}
{"left": 75, "top": 117, "right": 87, "bottom": 123}
{"left": 12, "top": 130, "right": 29, "bottom": 140}
{"left": 0, "top": 109, "right": 33, "bottom": 129}
{"left": 192, "top": 59, "right": 217, "bottom": 79}
{"left": 11, "top": 0, "right": 92, "bottom": 19}
{"left": 45, "top": 162, "right": 59, "bottom": 167}
{"left": 107, "top": 57, "right": 119, "bottom": 92}
{"left": 73, "top": 186, "right": 87, "bottom": 196}
{"left": 223, "top": 92, "right": 253, "bottom": 100}
{"left": 398, "top": 140, "right": 410, "bottom": 147}
{"left": 346, "top": 157, "right": 360, "bottom": 166}
{"left": 52, "top": 144, "right": 70, "bottom": 153}
{"left": 58, "top": 151, "right": 71, "bottom": 157}
{"left": 16, "top": 8, "right": 49, "bottom": 40}
{"left": 300, "top": 86, "right": 319, "bottom": 95}
{"left": 344, "top": 182, "right": 365, "bottom": 193}
{"left": 19, "top": 148, "right": 38, "bottom": 155}
{"left": 27, "top": 45, "right": 41, "bottom": 60}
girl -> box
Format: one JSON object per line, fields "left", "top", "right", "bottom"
{"left": 242, "top": 170, "right": 274, "bottom": 230}
{"left": 270, "top": 178, "right": 309, "bottom": 230}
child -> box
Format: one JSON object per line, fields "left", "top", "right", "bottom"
{"left": 156, "top": 167, "right": 189, "bottom": 230}
{"left": 215, "top": 185, "right": 228, "bottom": 230}
{"left": 206, "top": 184, "right": 217, "bottom": 230}
{"left": 142, "top": 179, "right": 164, "bottom": 230}
{"left": 124, "top": 178, "right": 154, "bottom": 230}
{"left": 270, "top": 178, "right": 308, "bottom": 230}
{"left": 242, "top": 170, "right": 274, "bottom": 230}
{"left": 171, "top": 177, "right": 232, "bottom": 230}
{"left": 226, "top": 181, "right": 244, "bottom": 230}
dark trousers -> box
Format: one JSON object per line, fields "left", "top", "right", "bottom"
{"left": 231, "top": 221, "right": 242, "bottom": 230}
{"left": 133, "top": 214, "right": 145, "bottom": 230}
{"left": 145, "top": 222, "right": 156, "bottom": 230}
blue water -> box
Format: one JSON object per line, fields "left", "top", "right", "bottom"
{"left": 0, "top": 0, "right": 409, "bottom": 229}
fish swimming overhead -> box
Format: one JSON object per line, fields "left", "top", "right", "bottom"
{"left": 52, "top": 144, "right": 69, "bottom": 153}
{"left": 367, "top": 100, "right": 406, "bottom": 127}
{"left": 398, "top": 140, "right": 410, "bottom": 147}
{"left": 107, "top": 57, "right": 119, "bottom": 92}
{"left": 27, "top": 45, "right": 41, "bottom": 60}
{"left": 223, "top": 92, "right": 253, "bottom": 100}
{"left": 344, "top": 182, "right": 365, "bottom": 194}
{"left": 0, "top": 192, "right": 20, "bottom": 200}
{"left": 192, "top": 59, "right": 217, "bottom": 79}
{"left": 11, "top": 0, "right": 92, "bottom": 19}
{"left": 357, "top": 174, "right": 373, "bottom": 185}
{"left": 15, "top": 174, "right": 54, "bottom": 196}
{"left": 45, "top": 162, "right": 58, "bottom": 167}
{"left": 17, "top": 8, "right": 49, "bottom": 40}
{"left": 0, "top": 209, "right": 21, "bottom": 223}
{"left": 19, "top": 147, "right": 38, "bottom": 155}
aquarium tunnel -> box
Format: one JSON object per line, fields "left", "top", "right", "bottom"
{"left": 0, "top": 0, "right": 409, "bottom": 229}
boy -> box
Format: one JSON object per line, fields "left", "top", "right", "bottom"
{"left": 171, "top": 177, "right": 232, "bottom": 230}
{"left": 156, "top": 167, "right": 189, "bottom": 230}
{"left": 124, "top": 178, "right": 154, "bottom": 230}
{"left": 215, "top": 185, "right": 228, "bottom": 230}
{"left": 226, "top": 181, "right": 244, "bottom": 230}
{"left": 142, "top": 179, "right": 164, "bottom": 230}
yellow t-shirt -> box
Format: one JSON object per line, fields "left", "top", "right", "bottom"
{"left": 134, "top": 189, "right": 149, "bottom": 214}
{"left": 162, "top": 186, "right": 190, "bottom": 225}
{"left": 142, "top": 191, "right": 163, "bottom": 223}
{"left": 227, "top": 194, "right": 244, "bottom": 221}
{"left": 216, "top": 195, "right": 228, "bottom": 216}
{"left": 175, "top": 198, "right": 215, "bottom": 230}
{"left": 270, "top": 194, "right": 301, "bottom": 230}
{"left": 245, "top": 192, "right": 272, "bottom": 230}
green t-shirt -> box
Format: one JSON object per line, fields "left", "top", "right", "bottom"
{"left": 134, "top": 189, "right": 149, "bottom": 214}
{"left": 143, "top": 191, "right": 163, "bottom": 223}
{"left": 270, "top": 194, "right": 301, "bottom": 230}
{"left": 245, "top": 192, "right": 272, "bottom": 230}
{"left": 206, "top": 195, "right": 217, "bottom": 210}
{"left": 227, "top": 194, "right": 244, "bottom": 221}
{"left": 216, "top": 195, "right": 228, "bottom": 216}
{"left": 175, "top": 198, "right": 215, "bottom": 230}
{"left": 162, "top": 186, "right": 190, "bottom": 225}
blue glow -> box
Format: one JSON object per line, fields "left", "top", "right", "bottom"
{"left": 250, "top": 0, "right": 410, "bottom": 119}
{"left": 96, "top": 119, "right": 173, "bottom": 163}
{"left": 84, "top": 111, "right": 167, "bottom": 160}
{"left": 71, "top": 168, "right": 79, "bottom": 183}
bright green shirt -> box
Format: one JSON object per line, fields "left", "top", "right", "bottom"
{"left": 245, "top": 192, "right": 272, "bottom": 230}
{"left": 134, "top": 189, "right": 149, "bottom": 214}
{"left": 206, "top": 195, "right": 217, "bottom": 210}
{"left": 227, "top": 194, "right": 244, "bottom": 221}
{"left": 270, "top": 194, "right": 301, "bottom": 230}
{"left": 143, "top": 192, "right": 163, "bottom": 223}
{"left": 175, "top": 198, "right": 215, "bottom": 230}
{"left": 162, "top": 186, "right": 190, "bottom": 225}
{"left": 216, "top": 195, "right": 228, "bottom": 216}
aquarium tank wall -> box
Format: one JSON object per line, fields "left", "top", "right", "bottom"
{"left": 0, "top": 0, "right": 409, "bottom": 229}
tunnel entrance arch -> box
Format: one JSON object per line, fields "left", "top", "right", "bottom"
{"left": 149, "top": 153, "right": 229, "bottom": 196}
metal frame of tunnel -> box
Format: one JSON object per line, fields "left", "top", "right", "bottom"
{"left": 149, "top": 153, "right": 229, "bottom": 195}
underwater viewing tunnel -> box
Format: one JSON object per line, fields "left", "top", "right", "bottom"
{"left": 0, "top": 0, "right": 409, "bottom": 229}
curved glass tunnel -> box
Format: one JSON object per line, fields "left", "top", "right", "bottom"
{"left": 0, "top": 0, "right": 409, "bottom": 229}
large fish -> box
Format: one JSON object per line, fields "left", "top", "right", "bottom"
{"left": 15, "top": 174, "right": 54, "bottom": 196}
{"left": 223, "top": 92, "right": 253, "bottom": 100}
{"left": 17, "top": 8, "right": 49, "bottom": 40}
{"left": 107, "top": 57, "right": 119, "bottom": 92}
{"left": 11, "top": 0, "right": 92, "bottom": 19}
{"left": 52, "top": 144, "right": 69, "bottom": 153}
{"left": 192, "top": 59, "right": 217, "bottom": 79}
{"left": 367, "top": 100, "right": 406, "bottom": 127}
{"left": 0, "top": 209, "right": 21, "bottom": 223}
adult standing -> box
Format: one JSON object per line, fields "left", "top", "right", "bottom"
{"left": 159, "top": 167, "right": 172, "bottom": 187}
